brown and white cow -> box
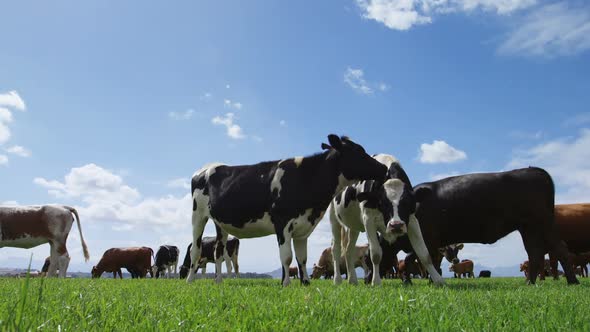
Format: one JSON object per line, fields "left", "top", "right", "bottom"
{"left": 449, "top": 259, "right": 474, "bottom": 278}
{"left": 398, "top": 255, "right": 425, "bottom": 279}
{"left": 311, "top": 245, "right": 369, "bottom": 279}
{"left": 91, "top": 247, "right": 153, "bottom": 279}
{"left": 0, "top": 205, "right": 90, "bottom": 278}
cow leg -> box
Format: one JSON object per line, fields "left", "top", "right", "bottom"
{"left": 365, "top": 227, "right": 382, "bottom": 286}
{"left": 276, "top": 229, "right": 293, "bottom": 287}
{"left": 549, "top": 253, "right": 559, "bottom": 280}
{"left": 201, "top": 264, "right": 206, "bottom": 275}
{"left": 521, "top": 230, "right": 545, "bottom": 285}
{"left": 187, "top": 213, "right": 208, "bottom": 283}
{"left": 47, "top": 244, "right": 60, "bottom": 277}
{"left": 232, "top": 254, "right": 240, "bottom": 278}
{"left": 214, "top": 230, "right": 230, "bottom": 284}
{"left": 293, "top": 237, "right": 310, "bottom": 285}
{"left": 408, "top": 215, "right": 444, "bottom": 286}
{"left": 345, "top": 230, "right": 360, "bottom": 285}
{"left": 329, "top": 206, "right": 344, "bottom": 285}
{"left": 546, "top": 235, "right": 579, "bottom": 285}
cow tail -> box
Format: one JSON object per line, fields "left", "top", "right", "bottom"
{"left": 64, "top": 206, "right": 90, "bottom": 261}
{"left": 150, "top": 248, "right": 155, "bottom": 265}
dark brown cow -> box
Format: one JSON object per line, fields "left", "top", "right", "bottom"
{"left": 449, "top": 259, "right": 474, "bottom": 278}
{"left": 0, "top": 205, "right": 90, "bottom": 278}
{"left": 91, "top": 247, "right": 153, "bottom": 279}
{"left": 289, "top": 266, "right": 299, "bottom": 279}
{"left": 548, "top": 204, "right": 590, "bottom": 279}
{"left": 398, "top": 254, "right": 425, "bottom": 279}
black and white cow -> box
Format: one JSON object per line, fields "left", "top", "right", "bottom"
{"left": 187, "top": 135, "right": 387, "bottom": 286}
{"left": 329, "top": 154, "right": 444, "bottom": 286}
{"left": 411, "top": 167, "right": 578, "bottom": 285}
{"left": 179, "top": 237, "right": 240, "bottom": 279}
{"left": 153, "top": 245, "right": 180, "bottom": 278}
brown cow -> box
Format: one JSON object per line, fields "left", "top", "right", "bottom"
{"left": 398, "top": 254, "right": 425, "bottom": 279}
{"left": 311, "top": 246, "right": 369, "bottom": 279}
{"left": 40, "top": 256, "right": 53, "bottom": 277}
{"left": 289, "top": 266, "right": 299, "bottom": 279}
{"left": 449, "top": 259, "right": 474, "bottom": 278}
{"left": 0, "top": 205, "right": 90, "bottom": 278}
{"left": 520, "top": 259, "right": 551, "bottom": 280}
{"left": 92, "top": 247, "right": 153, "bottom": 279}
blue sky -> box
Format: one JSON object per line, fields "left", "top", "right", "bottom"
{"left": 1, "top": 0, "right": 589, "bottom": 275}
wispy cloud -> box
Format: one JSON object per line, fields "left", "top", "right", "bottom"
{"left": 212, "top": 113, "right": 246, "bottom": 139}
{"left": 498, "top": 2, "right": 590, "bottom": 57}
{"left": 344, "top": 67, "right": 388, "bottom": 95}
{"left": 199, "top": 92, "right": 212, "bottom": 101}
{"left": 356, "top": 0, "right": 536, "bottom": 31}
{"left": 509, "top": 130, "right": 543, "bottom": 140}
{"left": 167, "top": 178, "right": 190, "bottom": 190}
{"left": 0, "top": 91, "right": 26, "bottom": 111}
{"left": 5, "top": 145, "right": 31, "bottom": 157}
{"left": 224, "top": 99, "right": 243, "bottom": 110}
{"left": 168, "top": 109, "right": 195, "bottom": 120}
{"left": 419, "top": 140, "right": 467, "bottom": 164}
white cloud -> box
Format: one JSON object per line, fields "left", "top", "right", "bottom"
{"left": 168, "top": 109, "right": 195, "bottom": 120}
{"left": 1, "top": 200, "right": 18, "bottom": 205}
{"left": 5, "top": 145, "right": 31, "bottom": 157}
{"left": 200, "top": 92, "right": 212, "bottom": 101}
{"left": 419, "top": 140, "right": 467, "bottom": 163}
{"left": 498, "top": 2, "right": 590, "bottom": 57}
{"left": 0, "top": 154, "right": 7, "bottom": 165}
{"left": 223, "top": 99, "right": 243, "bottom": 110}
{"left": 0, "top": 123, "right": 9, "bottom": 145}
{"left": 226, "top": 84, "right": 231, "bottom": 89}
{"left": 356, "top": 0, "right": 536, "bottom": 31}
{"left": 508, "top": 128, "right": 590, "bottom": 203}
{"left": 167, "top": 178, "right": 191, "bottom": 190}
{"left": 212, "top": 113, "right": 246, "bottom": 139}
{"left": 344, "top": 67, "right": 389, "bottom": 95}
{"left": 0, "top": 91, "right": 26, "bottom": 111}
{"left": 33, "top": 163, "right": 191, "bottom": 231}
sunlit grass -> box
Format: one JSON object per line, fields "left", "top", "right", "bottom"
{"left": 0, "top": 277, "right": 588, "bottom": 331}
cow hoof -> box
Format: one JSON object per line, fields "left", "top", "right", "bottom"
{"left": 301, "top": 279, "right": 310, "bottom": 286}
{"left": 567, "top": 279, "right": 580, "bottom": 285}
{"left": 402, "top": 279, "right": 412, "bottom": 286}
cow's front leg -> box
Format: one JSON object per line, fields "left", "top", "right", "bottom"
{"left": 293, "top": 237, "right": 310, "bottom": 285}
{"left": 364, "top": 225, "right": 382, "bottom": 286}
{"left": 187, "top": 213, "right": 207, "bottom": 283}
{"left": 345, "top": 230, "right": 360, "bottom": 285}
{"left": 214, "top": 229, "right": 230, "bottom": 284}
{"left": 274, "top": 223, "right": 293, "bottom": 287}
{"left": 407, "top": 215, "right": 444, "bottom": 286}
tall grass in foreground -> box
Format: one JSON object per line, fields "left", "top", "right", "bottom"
{"left": 0, "top": 277, "right": 589, "bottom": 331}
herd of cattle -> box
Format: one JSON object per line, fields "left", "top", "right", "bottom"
{"left": 1, "top": 134, "right": 590, "bottom": 287}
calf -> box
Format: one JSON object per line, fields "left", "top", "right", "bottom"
{"left": 153, "top": 245, "right": 180, "bottom": 278}
{"left": 92, "top": 247, "right": 153, "bottom": 279}
{"left": 519, "top": 259, "right": 551, "bottom": 280}
{"left": 0, "top": 205, "right": 90, "bottom": 278}
{"left": 179, "top": 237, "right": 240, "bottom": 279}
{"left": 289, "top": 266, "right": 299, "bottom": 279}
{"left": 187, "top": 135, "right": 387, "bottom": 286}
{"left": 311, "top": 246, "right": 369, "bottom": 280}
{"left": 478, "top": 270, "right": 491, "bottom": 278}
{"left": 411, "top": 168, "right": 578, "bottom": 285}
{"left": 449, "top": 259, "right": 474, "bottom": 278}
{"left": 329, "top": 154, "right": 443, "bottom": 286}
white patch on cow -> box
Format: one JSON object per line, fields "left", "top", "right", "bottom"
{"left": 372, "top": 153, "right": 399, "bottom": 169}
{"left": 271, "top": 167, "right": 285, "bottom": 198}
{"left": 336, "top": 173, "right": 355, "bottom": 196}
{"left": 0, "top": 235, "right": 48, "bottom": 249}
{"left": 293, "top": 156, "right": 303, "bottom": 167}
{"left": 289, "top": 208, "right": 321, "bottom": 239}
{"left": 193, "top": 162, "right": 225, "bottom": 179}
{"left": 407, "top": 214, "right": 444, "bottom": 286}
{"left": 219, "top": 212, "right": 275, "bottom": 238}
{"left": 383, "top": 178, "right": 405, "bottom": 226}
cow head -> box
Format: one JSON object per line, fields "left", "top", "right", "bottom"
{"left": 519, "top": 261, "right": 528, "bottom": 272}
{"left": 357, "top": 179, "right": 415, "bottom": 242}
{"left": 322, "top": 134, "right": 386, "bottom": 183}
{"left": 91, "top": 266, "right": 101, "bottom": 278}
{"left": 311, "top": 264, "right": 325, "bottom": 279}
{"left": 449, "top": 264, "right": 456, "bottom": 272}
{"left": 179, "top": 266, "right": 189, "bottom": 279}
{"left": 438, "top": 244, "right": 464, "bottom": 264}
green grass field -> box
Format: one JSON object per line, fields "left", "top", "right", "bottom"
{"left": 1, "top": 276, "right": 589, "bottom": 331}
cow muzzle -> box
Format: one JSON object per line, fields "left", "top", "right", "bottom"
{"left": 387, "top": 220, "right": 406, "bottom": 234}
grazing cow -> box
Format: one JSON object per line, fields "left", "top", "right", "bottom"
{"left": 478, "top": 270, "right": 491, "bottom": 278}
{"left": 311, "top": 245, "right": 369, "bottom": 280}
{"left": 289, "top": 266, "right": 299, "bottom": 279}
{"left": 179, "top": 237, "right": 240, "bottom": 279}
{"left": 449, "top": 259, "right": 474, "bottom": 278}
{"left": 187, "top": 135, "right": 387, "bottom": 286}
{"left": 363, "top": 234, "right": 399, "bottom": 284}
{"left": 92, "top": 247, "right": 153, "bottom": 279}
{"left": 329, "top": 154, "right": 443, "bottom": 286}
{"left": 153, "top": 245, "right": 180, "bottom": 278}
{"left": 409, "top": 168, "right": 578, "bottom": 285}
{"left": 548, "top": 204, "right": 590, "bottom": 279}
{"left": 0, "top": 205, "right": 90, "bottom": 278}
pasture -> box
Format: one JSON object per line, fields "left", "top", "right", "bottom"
{"left": 1, "top": 277, "right": 589, "bottom": 331}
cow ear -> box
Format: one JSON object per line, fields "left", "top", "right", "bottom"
{"left": 321, "top": 143, "right": 332, "bottom": 150}
{"left": 456, "top": 243, "right": 464, "bottom": 250}
{"left": 328, "top": 134, "right": 343, "bottom": 150}
{"left": 414, "top": 186, "right": 432, "bottom": 202}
